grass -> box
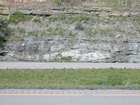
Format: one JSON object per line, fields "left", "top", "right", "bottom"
{"left": 49, "top": 56, "right": 73, "bottom": 62}
{"left": 0, "top": 68, "right": 140, "bottom": 89}
{"left": 49, "top": 17, "right": 58, "bottom": 23}
{"left": 68, "top": 15, "right": 92, "bottom": 24}
{"left": 84, "top": 28, "right": 94, "bottom": 36}
{"left": 69, "top": 31, "right": 75, "bottom": 36}
{"left": 33, "top": 18, "right": 41, "bottom": 23}
{"left": 106, "top": 0, "right": 122, "bottom": 7}
{"left": 105, "top": 0, "right": 140, "bottom": 10}
{"left": 8, "top": 13, "right": 32, "bottom": 24}
{"left": 28, "top": 30, "right": 39, "bottom": 36}
{"left": 18, "top": 28, "right": 26, "bottom": 34}
{"left": 0, "top": 4, "right": 4, "bottom": 7}
{"left": 46, "top": 26, "right": 65, "bottom": 36}
{"left": 83, "top": 0, "right": 139, "bottom": 10}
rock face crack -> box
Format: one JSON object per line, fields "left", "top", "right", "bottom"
{"left": 0, "top": 51, "right": 7, "bottom": 56}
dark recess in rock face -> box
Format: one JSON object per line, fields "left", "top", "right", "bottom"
{"left": 0, "top": 20, "right": 10, "bottom": 57}
{"left": 0, "top": 51, "right": 7, "bottom": 56}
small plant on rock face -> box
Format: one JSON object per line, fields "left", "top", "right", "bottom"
{"left": 18, "top": 28, "right": 26, "bottom": 34}
{"left": 51, "top": 0, "right": 65, "bottom": 5}
{"left": 84, "top": 28, "right": 93, "bottom": 36}
{"left": 58, "top": 28, "right": 64, "bottom": 36}
{"left": 49, "top": 17, "right": 58, "bottom": 23}
{"left": 69, "top": 31, "right": 75, "bottom": 36}
{"left": 51, "top": 0, "right": 73, "bottom": 6}
{"left": 41, "top": 30, "right": 46, "bottom": 36}
{"left": 46, "top": 27, "right": 53, "bottom": 33}
{"left": 33, "top": 18, "right": 41, "bottom": 23}
{"left": 115, "top": 28, "right": 126, "bottom": 33}
{"left": 8, "top": 12, "right": 32, "bottom": 24}
{"left": 133, "top": 61, "right": 138, "bottom": 63}
{"left": 75, "top": 22, "right": 84, "bottom": 31}
{"left": 28, "top": 30, "right": 39, "bottom": 36}
{"left": 138, "top": 29, "right": 140, "bottom": 34}
{"left": 100, "top": 28, "right": 113, "bottom": 35}
{"left": 68, "top": 16, "right": 78, "bottom": 24}
{"left": 60, "top": 56, "right": 72, "bottom": 62}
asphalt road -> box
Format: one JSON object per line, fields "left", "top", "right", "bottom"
{"left": 0, "top": 62, "right": 140, "bottom": 69}
{"left": 0, "top": 89, "right": 140, "bottom": 105}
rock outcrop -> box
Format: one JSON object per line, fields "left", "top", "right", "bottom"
{"left": 0, "top": 2, "right": 140, "bottom": 63}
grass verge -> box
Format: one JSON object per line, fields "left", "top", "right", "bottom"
{"left": 0, "top": 68, "right": 140, "bottom": 89}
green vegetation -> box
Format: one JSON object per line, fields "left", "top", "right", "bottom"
{"left": 18, "top": 28, "right": 26, "bottom": 34}
{"left": 46, "top": 26, "right": 65, "bottom": 36}
{"left": 100, "top": 28, "right": 113, "bottom": 34}
{"left": 50, "top": 56, "right": 73, "bottom": 62}
{"left": 105, "top": 0, "right": 140, "bottom": 10}
{"left": 106, "top": 0, "right": 122, "bottom": 7}
{"left": 0, "top": 35, "right": 5, "bottom": 47}
{"left": 68, "top": 15, "right": 92, "bottom": 24}
{"left": 48, "top": 14, "right": 93, "bottom": 24}
{"left": 99, "top": 28, "right": 126, "bottom": 37}
{"left": 75, "top": 22, "right": 84, "bottom": 31}
{"left": 0, "top": 68, "right": 140, "bottom": 89}
{"left": 40, "top": 30, "right": 46, "bottom": 36}
{"left": 0, "top": 4, "right": 3, "bottom": 7}
{"left": 8, "top": 13, "right": 32, "bottom": 24}
{"left": 51, "top": 0, "right": 65, "bottom": 5}
{"left": 13, "top": 36, "right": 24, "bottom": 42}
{"left": 84, "top": 28, "right": 93, "bottom": 36}
{"left": 46, "top": 27, "right": 53, "bottom": 33}
{"left": 138, "top": 30, "right": 140, "bottom": 34}
{"left": 28, "top": 30, "right": 39, "bottom": 36}
{"left": 69, "top": 31, "right": 75, "bottom": 36}
{"left": 51, "top": 0, "right": 74, "bottom": 6}
{"left": 33, "top": 18, "right": 41, "bottom": 23}
{"left": 0, "top": 19, "right": 10, "bottom": 47}
{"left": 115, "top": 28, "right": 126, "bottom": 33}
{"left": 60, "top": 56, "right": 72, "bottom": 62}
{"left": 49, "top": 17, "right": 58, "bottom": 23}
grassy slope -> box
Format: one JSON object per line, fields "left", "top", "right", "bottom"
{"left": 0, "top": 68, "right": 140, "bottom": 89}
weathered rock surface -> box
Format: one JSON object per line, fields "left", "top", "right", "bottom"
{"left": 0, "top": 2, "right": 140, "bottom": 63}
{"left": 2, "top": 36, "right": 140, "bottom": 62}
{"left": 1, "top": 2, "right": 140, "bottom": 17}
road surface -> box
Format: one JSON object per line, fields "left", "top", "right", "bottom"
{"left": 0, "top": 89, "right": 140, "bottom": 105}
{"left": 0, "top": 62, "right": 140, "bottom": 69}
